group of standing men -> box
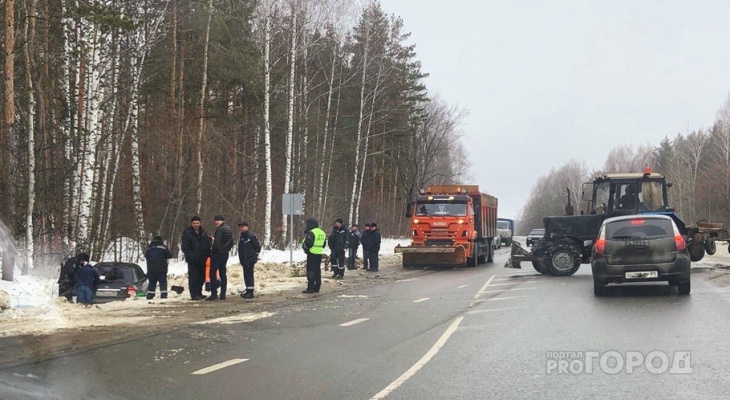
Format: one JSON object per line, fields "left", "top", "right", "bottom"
{"left": 179, "top": 215, "right": 260, "bottom": 301}
{"left": 302, "top": 218, "right": 381, "bottom": 293}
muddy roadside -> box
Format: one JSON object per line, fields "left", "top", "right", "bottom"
{"left": 0, "top": 254, "right": 431, "bottom": 368}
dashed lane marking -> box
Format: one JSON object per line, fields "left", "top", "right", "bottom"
{"left": 413, "top": 298, "right": 431, "bottom": 303}
{"left": 493, "top": 276, "right": 541, "bottom": 281}
{"left": 467, "top": 306, "right": 529, "bottom": 314}
{"left": 487, "top": 295, "right": 527, "bottom": 302}
{"left": 191, "top": 359, "right": 249, "bottom": 375}
{"left": 340, "top": 318, "right": 370, "bottom": 327}
{"left": 457, "top": 285, "right": 468, "bottom": 289}
{"left": 480, "top": 287, "right": 537, "bottom": 294}
{"left": 370, "top": 316, "right": 464, "bottom": 400}
{"left": 485, "top": 282, "right": 538, "bottom": 287}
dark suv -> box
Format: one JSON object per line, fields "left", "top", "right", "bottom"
{"left": 591, "top": 215, "right": 690, "bottom": 296}
{"left": 94, "top": 262, "right": 149, "bottom": 302}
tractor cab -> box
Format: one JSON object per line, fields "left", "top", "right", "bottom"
{"left": 583, "top": 168, "right": 670, "bottom": 217}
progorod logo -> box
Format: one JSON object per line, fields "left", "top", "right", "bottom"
{"left": 546, "top": 350, "right": 692, "bottom": 375}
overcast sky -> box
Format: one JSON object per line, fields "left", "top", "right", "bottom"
{"left": 382, "top": 0, "right": 730, "bottom": 219}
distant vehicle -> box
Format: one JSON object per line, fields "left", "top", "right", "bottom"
{"left": 591, "top": 215, "right": 690, "bottom": 296}
{"left": 525, "top": 229, "right": 545, "bottom": 247}
{"left": 94, "top": 262, "right": 148, "bottom": 302}
{"left": 497, "top": 218, "right": 514, "bottom": 246}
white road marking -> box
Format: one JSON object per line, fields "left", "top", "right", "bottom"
{"left": 396, "top": 278, "right": 419, "bottom": 282}
{"left": 485, "top": 282, "right": 538, "bottom": 287}
{"left": 370, "top": 316, "right": 464, "bottom": 400}
{"left": 194, "top": 311, "right": 276, "bottom": 325}
{"left": 493, "top": 276, "right": 541, "bottom": 281}
{"left": 480, "top": 287, "right": 537, "bottom": 294}
{"left": 340, "top": 318, "right": 370, "bottom": 327}
{"left": 473, "top": 274, "right": 497, "bottom": 299}
{"left": 191, "top": 359, "right": 249, "bottom": 375}
{"left": 413, "top": 297, "right": 431, "bottom": 303}
{"left": 467, "top": 306, "right": 529, "bottom": 314}
{"left": 487, "top": 295, "right": 527, "bottom": 302}
{"left": 457, "top": 284, "right": 468, "bottom": 289}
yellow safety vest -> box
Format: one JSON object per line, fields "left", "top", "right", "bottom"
{"left": 307, "top": 228, "right": 326, "bottom": 255}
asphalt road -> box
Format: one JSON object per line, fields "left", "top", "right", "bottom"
{"left": 3, "top": 248, "right": 730, "bottom": 400}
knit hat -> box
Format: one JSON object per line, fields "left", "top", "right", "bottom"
{"left": 214, "top": 214, "right": 225, "bottom": 221}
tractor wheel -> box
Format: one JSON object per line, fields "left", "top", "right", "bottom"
{"left": 704, "top": 238, "right": 717, "bottom": 256}
{"left": 467, "top": 243, "right": 478, "bottom": 267}
{"left": 532, "top": 261, "right": 549, "bottom": 274}
{"left": 545, "top": 244, "right": 582, "bottom": 276}
{"left": 688, "top": 243, "right": 705, "bottom": 262}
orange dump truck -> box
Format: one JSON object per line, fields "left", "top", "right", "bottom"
{"left": 396, "top": 185, "right": 498, "bottom": 268}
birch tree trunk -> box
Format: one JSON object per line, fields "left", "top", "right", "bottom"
{"left": 317, "top": 51, "right": 336, "bottom": 216}
{"left": 196, "top": 0, "right": 213, "bottom": 215}
{"left": 348, "top": 24, "right": 369, "bottom": 224}
{"left": 354, "top": 62, "right": 383, "bottom": 224}
{"left": 60, "top": 0, "right": 74, "bottom": 250}
{"left": 263, "top": 14, "right": 273, "bottom": 247}
{"left": 23, "top": 0, "right": 37, "bottom": 271}
{"left": 321, "top": 70, "right": 342, "bottom": 218}
{"left": 282, "top": 7, "right": 297, "bottom": 244}
{"left": 76, "top": 22, "right": 104, "bottom": 247}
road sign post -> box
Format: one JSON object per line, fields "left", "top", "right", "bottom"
{"left": 282, "top": 194, "right": 304, "bottom": 268}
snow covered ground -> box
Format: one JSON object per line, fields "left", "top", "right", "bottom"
{"left": 0, "top": 238, "right": 410, "bottom": 314}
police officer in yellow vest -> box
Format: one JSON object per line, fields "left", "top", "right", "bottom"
{"left": 302, "top": 218, "right": 327, "bottom": 294}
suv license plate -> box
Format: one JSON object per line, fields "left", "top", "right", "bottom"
{"left": 96, "top": 291, "right": 118, "bottom": 297}
{"left": 625, "top": 271, "right": 658, "bottom": 279}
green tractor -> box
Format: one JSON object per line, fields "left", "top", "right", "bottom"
{"left": 507, "top": 169, "right": 726, "bottom": 276}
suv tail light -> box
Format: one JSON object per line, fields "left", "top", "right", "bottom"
{"left": 126, "top": 286, "right": 137, "bottom": 298}
{"left": 595, "top": 228, "right": 606, "bottom": 255}
{"left": 672, "top": 223, "right": 686, "bottom": 251}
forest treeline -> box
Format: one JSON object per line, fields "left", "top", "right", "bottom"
{"left": 518, "top": 95, "right": 730, "bottom": 235}
{"left": 0, "top": 0, "right": 469, "bottom": 277}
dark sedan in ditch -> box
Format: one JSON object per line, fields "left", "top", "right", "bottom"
{"left": 591, "top": 215, "right": 690, "bottom": 296}
{"left": 93, "top": 262, "right": 148, "bottom": 302}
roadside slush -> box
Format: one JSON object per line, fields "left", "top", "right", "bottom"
{"left": 0, "top": 254, "right": 430, "bottom": 368}
{"left": 692, "top": 241, "right": 730, "bottom": 287}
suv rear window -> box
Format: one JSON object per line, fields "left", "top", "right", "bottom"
{"left": 605, "top": 219, "right": 673, "bottom": 239}
{"left": 95, "top": 265, "right": 137, "bottom": 283}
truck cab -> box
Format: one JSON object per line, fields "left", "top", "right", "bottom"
{"left": 398, "top": 185, "right": 498, "bottom": 268}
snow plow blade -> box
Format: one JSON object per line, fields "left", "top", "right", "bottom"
{"left": 395, "top": 245, "right": 467, "bottom": 268}
{"left": 505, "top": 241, "right": 538, "bottom": 269}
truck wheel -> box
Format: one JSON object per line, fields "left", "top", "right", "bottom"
{"left": 546, "top": 244, "right": 581, "bottom": 276}
{"left": 478, "top": 242, "right": 487, "bottom": 264}
{"left": 704, "top": 238, "right": 716, "bottom": 256}
{"left": 467, "top": 243, "right": 478, "bottom": 267}
{"left": 487, "top": 243, "right": 494, "bottom": 263}
{"left": 532, "top": 261, "right": 549, "bottom": 274}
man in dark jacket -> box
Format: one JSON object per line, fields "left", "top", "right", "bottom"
{"left": 360, "top": 223, "right": 372, "bottom": 270}
{"left": 73, "top": 253, "right": 99, "bottom": 306}
{"left": 208, "top": 214, "right": 233, "bottom": 301}
{"left": 302, "top": 218, "right": 327, "bottom": 294}
{"left": 145, "top": 236, "right": 173, "bottom": 300}
{"left": 237, "top": 222, "right": 261, "bottom": 299}
{"left": 367, "top": 223, "right": 382, "bottom": 272}
{"left": 181, "top": 216, "right": 211, "bottom": 300}
{"left": 328, "top": 218, "right": 349, "bottom": 279}
{"left": 347, "top": 224, "right": 361, "bottom": 270}
{"left": 58, "top": 254, "right": 79, "bottom": 302}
